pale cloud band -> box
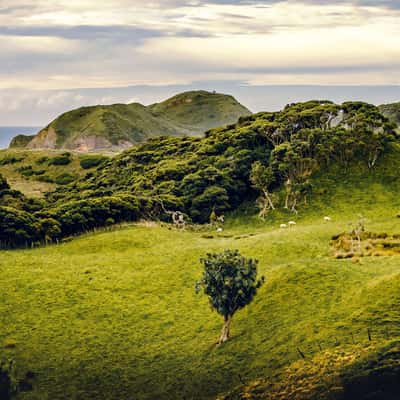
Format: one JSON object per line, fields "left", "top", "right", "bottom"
{"left": 0, "top": 0, "right": 399, "bottom": 124}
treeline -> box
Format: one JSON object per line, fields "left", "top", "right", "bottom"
{"left": 0, "top": 181, "right": 141, "bottom": 248}
{"left": 50, "top": 101, "right": 396, "bottom": 218}
{"left": 1, "top": 101, "right": 397, "bottom": 248}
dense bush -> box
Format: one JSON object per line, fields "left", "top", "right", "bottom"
{"left": 0, "top": 156, "right": 23, "bottom": 166}
{"left": 35, "top": 156, "right": 49, "bottom": 165}
{"left": 48, "top": 153, "right": 71, "bottom": 166}
{"left": 16, "top": 165, "right": 34, "bottom": 177}
{"left": 0, "top": 195, "right": 140, "bottom": 248}
{"left": 0, "top": 172, "right": 142, "bottom": 247}
{"left": 0, "top": 174, "right": 10, "bottom": 191}
{"left": 54, "top": 173, "right": 77, "bottom": 185}
{"left": 0, "top": 206, "right": 41, "bottom": 248}
{"left": 79, "top": 155, "right": 108, "bottom": 169}
{"left": 44, "top": 195, "right": 141, "bottom": 236}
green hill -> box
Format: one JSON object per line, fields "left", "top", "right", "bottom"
{"left": 9, "top": 91, "right": 250, "bottom": 151}
{"left": 1, "top": 100, "right": 399, "bottom": 399}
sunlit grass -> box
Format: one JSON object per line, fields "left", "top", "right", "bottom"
{"left": 1, "top": 149, "right": 400, "bottom": 399}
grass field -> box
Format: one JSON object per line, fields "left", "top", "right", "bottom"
{"left": 1, "top": 152, "right": 400, "bottom": 399}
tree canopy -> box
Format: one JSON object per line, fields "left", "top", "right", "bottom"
{"left": 197, "top": 250, "right": 264, "bottom": 344}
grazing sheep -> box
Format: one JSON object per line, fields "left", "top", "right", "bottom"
{"left": 217, "top": 227, "right": 223, "bottom": 233}
{"left": 288, "top": 221, "right": 297, "bottom": 227}
{"left": 324, "top": 216, "right": 332, "bottom": 222}
{"left": 280, "top": 224, "right": 288, "bottom": 229}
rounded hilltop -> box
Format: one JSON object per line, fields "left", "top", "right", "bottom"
{"left": 9, "top": 90, "right": 251, "bottom": 152}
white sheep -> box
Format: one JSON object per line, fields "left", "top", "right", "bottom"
{"left": 324, "top": 216, "right": 332, "bottom": 222}
{"left": 288, "top": 221, "right": 297, "bottom": 227}
{"left": 280, "top": 224, "right": 288, "bottom": 229}
{"left": 216, "top": 227, "right": 223, "bottom": 233}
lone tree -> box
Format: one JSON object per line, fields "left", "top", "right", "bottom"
{"left": 197, "top": 250, "right": 264, "bottom": 344}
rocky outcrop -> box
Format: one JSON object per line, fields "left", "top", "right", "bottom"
{"left": 27, "top": 127, "right": 57, "bottom": 149}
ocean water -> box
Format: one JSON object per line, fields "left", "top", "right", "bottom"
{"left": 0, "top": 127, "right": 40, "bottom": 149}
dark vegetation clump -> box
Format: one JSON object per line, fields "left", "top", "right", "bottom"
{"left": 79, "top": 154, "right": 108, "bottom": 169}
{"left": 0, "top": 361, "right": 17, "bottom": 400}
{"left": 35, "top": 156, "right": 49, "bottom": 165}
{"left": 48, "top": 153, "right": 71, "bottom": 166}
{"left": 0, "top": 101, "right": 398, "bottom": 248}
{"left": 0, "top": 156, "right": 23, "bottom": 166}
{"left": 54, "top": 173, "right": 77, "bottom": 185}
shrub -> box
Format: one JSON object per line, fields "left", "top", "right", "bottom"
{"left": 55, "top": 173, "right": 77, "bottom": 185}
{"left": 0, "top": 206, "right": 41, "bottom": 248}
{"left": 0, "top": 156, "right": 23, "bottom": 166}
{"left": 0, "top": 174, "right": 10, "bottom": 191}
{"left": 48, "top": 154, "right": 71, "bottom": 166}
{"left": 79, "top": 155, "right": 108, "bottom": 169}
{"left": 15, "top": 165, "right": 33, "bottom": 173}
{"left": 35, "top": 156, "right": 49, "bottom": 165}
{"left": 46, "top": 195, "right": 140, "bottom": 236}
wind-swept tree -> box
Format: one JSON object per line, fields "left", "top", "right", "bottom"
{"left": 196, "top": 250, "right": 264, "bottom": 344}
{"left": 250, "top": 161, "right": 275, "bottom": 219}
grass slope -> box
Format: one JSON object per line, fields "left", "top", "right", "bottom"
{"left": 0, "top": 150, "right": 108, "bottom": 197}
{"left": 1, "top": 148, "right": 400, "bottom": 399}
{"left": 11, "top": 91, "right": 250, "bottom": 151}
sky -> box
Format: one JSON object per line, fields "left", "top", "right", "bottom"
{"left": 0, "top": 0, "right": 399, "bottom": 126}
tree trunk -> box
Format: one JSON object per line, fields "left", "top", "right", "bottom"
{"left": 218, "top": 315, "right": 232, "bottom": 344}
{"left": 284, "top": 192, "right": 290, "bottom": 209}
{"left": 263, "top": 190, "right": 275, "bottom": 210}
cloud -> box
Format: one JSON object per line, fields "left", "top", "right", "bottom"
{"left": 0, "top": 0, "right": 399, "bottom": 124}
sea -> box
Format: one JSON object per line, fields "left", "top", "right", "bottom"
{"left": 0, "top": 127, "right": 41, "bottom": 149}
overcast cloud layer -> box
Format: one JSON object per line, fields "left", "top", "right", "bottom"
{"left": 0, "top": 0, "right": 399, "bottom": 125}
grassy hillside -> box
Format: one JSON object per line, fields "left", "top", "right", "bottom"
{"left": 0, "top": 150, "right": 108, "bottom": 197}
{"left": 10, "top": 91, "right": 250, "bottom": 151}
{"left": 1, "top": 100, "right": 399, "bottom": 399}
{"left": 1, "top": 146, "right": 400, "bottom": 399}
{"left": 149, "top": 91, "right": 250, "bottom": 133}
